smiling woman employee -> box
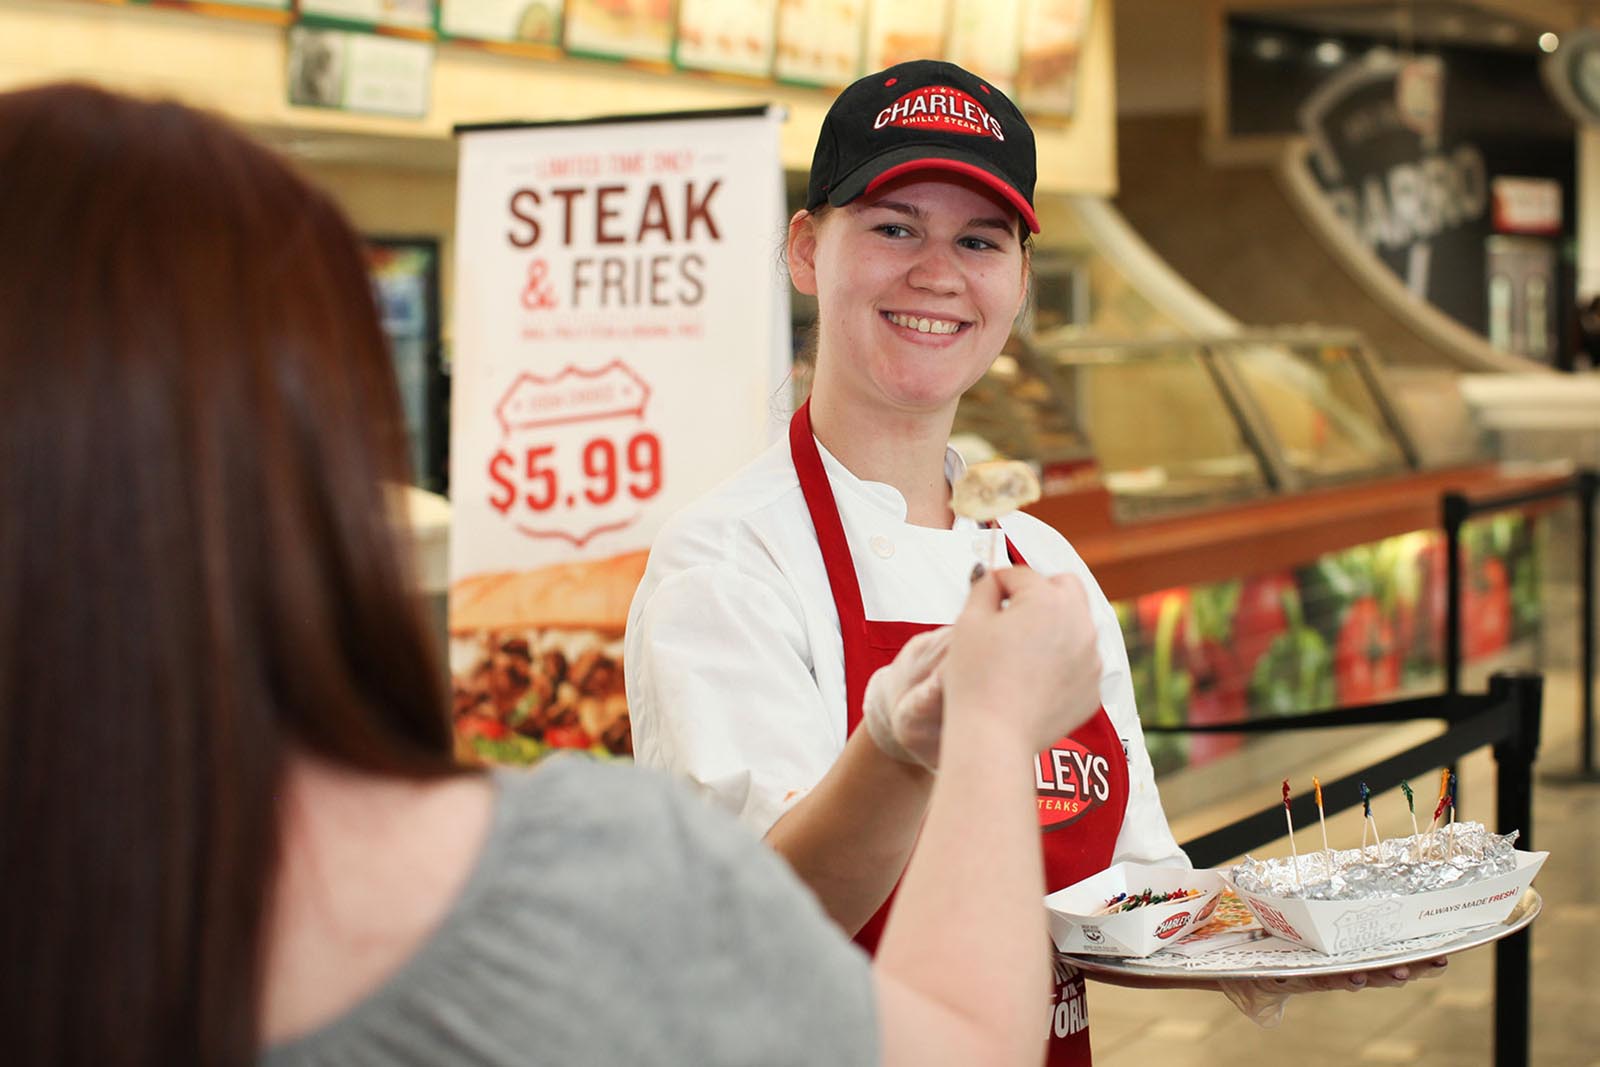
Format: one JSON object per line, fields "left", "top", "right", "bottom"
{"left": 625, "top": 61, "right": 1186, "bottom": 1066}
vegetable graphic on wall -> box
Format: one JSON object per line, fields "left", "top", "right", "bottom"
{"left": 1333, "top": 595, "right": 1400, "bottom": 704}
{"left": 1248, "top": 582, "right": 1335, "bottom": 717}
{"left": 1113, "top": 516, "right": 1538, "bottom": 774}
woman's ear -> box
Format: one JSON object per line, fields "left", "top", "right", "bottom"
{"left": 787, "top": 209, "right": 820, "bottom": 297}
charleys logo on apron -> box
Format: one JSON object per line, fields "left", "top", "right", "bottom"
{"left": 1035, "top": 737, "right": 1112, "bottom": 830}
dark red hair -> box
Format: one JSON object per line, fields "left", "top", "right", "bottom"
{"left": 0, "top": 84, "right": 455, "bottom": 1066}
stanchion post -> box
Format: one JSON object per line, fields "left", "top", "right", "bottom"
{"left": 1443, "top": 492, "right": 1469, "bottom": 697}
{"left": 1490, "top": 671, "right": 1542, "bottom": 1067}
{"left": 1443, "top": 492, "right": 1469, "bottom": 810}
{"left": 1580, "top": 470, "right": 1597, "bottom": 777}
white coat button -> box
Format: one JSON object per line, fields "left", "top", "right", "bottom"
{"left": 869, "top": 535, "right": 895, "bottom": 559}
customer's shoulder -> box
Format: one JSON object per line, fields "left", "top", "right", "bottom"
{"left": 493, "top": 756, "right": 778, "bottom": 881}
{"left": 495, "top": 754, "right": 672, "bottom": 825}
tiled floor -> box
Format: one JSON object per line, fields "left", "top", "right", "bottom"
{"left": 1089, "top": 671, "right": 1598, "bottom": 1067}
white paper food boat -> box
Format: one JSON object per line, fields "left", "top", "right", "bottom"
{"left": 1045, "top": 862, "right": 1225, "bottom": 957}
{"left": 1220, "top": 849, "right": 1547, "bottom": 955}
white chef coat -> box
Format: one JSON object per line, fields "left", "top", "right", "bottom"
{"left": 624, "top": 433, "right": 1187, "bottom": 869}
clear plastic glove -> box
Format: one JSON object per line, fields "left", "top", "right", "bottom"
{"left": 1219, "top": 957, "right": 1449, "bottom": 1028}
{"left": 943, "top": 569, "right": 1104, "bottom": 753}
{"left": 862, "top": 627, "right": 952, "bottom": 768}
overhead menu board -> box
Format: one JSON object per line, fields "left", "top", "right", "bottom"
{"left": 773, "top": 0, "right": 866, "bottom": 86}
{"left": 130, "top": 0, "right": 1100, "bottom": 123}
{"left": 674, "top": 0, "right": 778, "bottom": 78}
{"left": 299, "top": 0, "right": 436, "bottom": 31}
{"left": 287, "top": 24, "right": 434, "bottom": 117}
{"left": 127, "top": 0, "right": 292, "bottom": 12}
{"left": 862, "top": 0, "right": 948, "bottom": 73}
{"left": 440, "top": 0, "right": 562, "bottom": 45}
{"left": 1015, "top": 0, "right": 1092, "bottom": 115}
{"left": 564, "top": 0, "right": 674, "bottom": 63}
{"left": 946, "top": 0, "right": 1021, "bottom": 93}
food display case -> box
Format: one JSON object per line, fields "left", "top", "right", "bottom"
{"left": 952, "top": 329, "right": 1562, "bottom": 775}
{"left": 954, "top": 328, "right": 1421, "bottom": 524}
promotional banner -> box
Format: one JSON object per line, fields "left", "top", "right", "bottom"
{"left": 449, "top": 108, "right": 790, "bottom": 765}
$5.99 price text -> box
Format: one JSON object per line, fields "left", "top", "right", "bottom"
{"left": 487, "top": 432, "right": 663, "bottom": 517}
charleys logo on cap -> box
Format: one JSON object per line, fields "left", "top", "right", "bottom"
{"left": 1034, "top": 736, "right": 1112, "bottom": 830}
{"left": 873, "top": 84, "right": 1005, "bottom": 141}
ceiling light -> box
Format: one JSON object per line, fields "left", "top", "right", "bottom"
{"left": 1539, "top": 32, "right": 1560, "bottom": 53}
{"left": 1253, "top": 35, "right": 1286, "bottom": 61}
{"left": 1314, "top": 40, "right": 1346, "bottom": 65}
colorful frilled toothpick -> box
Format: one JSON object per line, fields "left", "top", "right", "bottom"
{"left": 1401, "top": 779, "right": 1420, "bottom": 838}
{"left": 1429, "top": 768, "right": 1452, "bottom": 832}
{"left": 1282, "top": 778, "right": 1301, "bottom": 886}
{"left": 1359, "top": 780, "right": 1383, "bottom": 855}
{"left": 1312, "top": 775, "right": 1332, "bottom": 871}
{"left": 1429, "top": 770, "right": 1455, "bottom": 859}
{"left": 1446, "top": 777, "right": 1458, "bottom": 858}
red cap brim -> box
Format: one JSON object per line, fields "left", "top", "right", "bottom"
{"left": 862, "top": 158, "right": 1040, "bottom": 234}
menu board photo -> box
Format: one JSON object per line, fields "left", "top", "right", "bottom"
{"left": 946, "top": 0, "right": 1021, "bottom": 93}
{"left": 287, "top": 25, "right": 434, "bottom": 117}
{"left": 862, "top": 0, "right": 949, "bottom": 72}
{"left": 130, "top": 0, "right": 291, "bottom": 11}
{"left": 773, "top": 0, "right": 866, "bottom": 86}
{"left": 675, "top": 0, "right": 778, "bottom": 77}
{"left": 563, "top": 0, "right": 674, "bottom": 63}
{"left": 299, "top": 0, "right": 436, "bottom": 32}
{"left": 1015, "top": 0, "right": 1093, "bottom": 115}
{"left": 440, "top": 0, "right": 563, "bottom": 45}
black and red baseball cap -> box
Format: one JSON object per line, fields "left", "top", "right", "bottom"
{"left": 806, "top": 59, "right": 1039, "bottom": 234}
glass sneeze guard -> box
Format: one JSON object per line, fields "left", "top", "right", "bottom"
{"left": 953, "top": 328, "right": 1430, "bottom": 523}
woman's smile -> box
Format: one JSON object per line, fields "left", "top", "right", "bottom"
{"left": 792, "top": 172, "right": 1029, "bottom": 417}
{"left": 880, "top": 310, "right": 972, "bottom": 339}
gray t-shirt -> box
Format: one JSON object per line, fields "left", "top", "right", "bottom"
{"left": 262, "top": 756, "right": 877, "bottom": 1066}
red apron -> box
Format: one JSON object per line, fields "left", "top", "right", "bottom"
{"left": 789, "top": 401, "right": 1129, "bottom": 1067}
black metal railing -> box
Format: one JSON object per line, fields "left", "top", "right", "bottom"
{"left": 1442, "top": 469, "right": 1595, "bottom": 778}
{"left": 1149, "top": 671, "right": 1543, "bottom": 1067}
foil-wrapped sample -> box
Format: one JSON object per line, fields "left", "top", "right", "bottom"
{"left": 1230, "top": 822, "right": 1521, "bottom": 901}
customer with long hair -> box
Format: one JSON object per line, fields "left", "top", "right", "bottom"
{"left": 0, "top": 82, "right": 1109, "bottom": 1067}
